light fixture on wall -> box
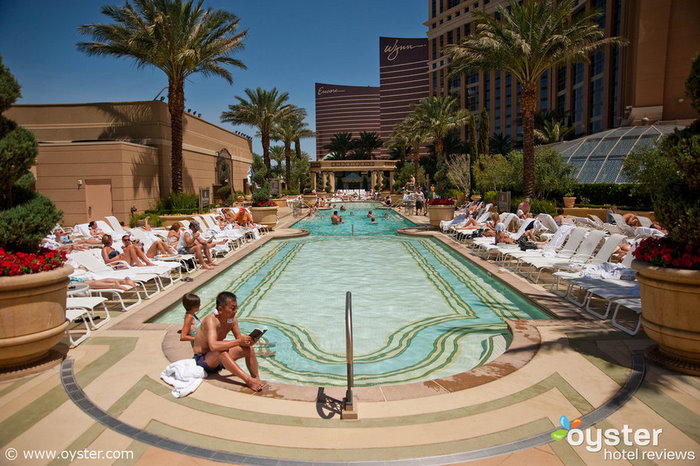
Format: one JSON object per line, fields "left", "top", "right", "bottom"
{"left": 77, "top": 179, "right": 83, "bottom": 188}
{"left": 678, "top": 97, "right": 685, "bottom": 103}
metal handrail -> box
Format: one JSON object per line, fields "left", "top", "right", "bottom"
{"left": 345, "top": 291, "right": 354, "bottom": 410}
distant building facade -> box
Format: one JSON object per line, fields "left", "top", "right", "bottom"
{"left": 7, "top": 101, "right": 253, "bottom": 225}
{"left": 379, "top": 37, "right": 430, "bottom": 157}
{"left": 314, "top": 83, "right": 380, "bottom": 161}
{"left": 426, "top": 0, "right": 699, "bottom": 144}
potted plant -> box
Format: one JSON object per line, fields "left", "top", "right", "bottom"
{"left": 562, "top": 192, "right": 576, "bottom": 209}
{"left": 623, "top": 81, "right": 700, "bottom": 375}
{"left": 0, "top": 59, "right": 70, "bottom": 369}
{"left": 248, "top": 155, "right": 278, "bottom": 230}
{"left": 426, "top": 198, "right": 456, "bottom": 228}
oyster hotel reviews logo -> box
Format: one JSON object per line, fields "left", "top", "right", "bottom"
{"left": 551, "top": 414, "right": 695, "bottom": 461}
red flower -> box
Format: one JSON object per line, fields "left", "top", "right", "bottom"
{"left": 633, "top": 237, "right": 699, "bottom": 270}
{"left": 427, "top": 198, "right": 455, "bottom": 206}
{"left": 0, "top": 247, "right": 66, "bottom": 277}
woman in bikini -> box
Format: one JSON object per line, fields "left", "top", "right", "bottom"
{"left": 101, "top": 234, "right": 155, "bottom": 267}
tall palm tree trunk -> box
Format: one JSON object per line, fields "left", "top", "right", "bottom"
{"left": 168, "top": 80, "right": 185, "bottom": 193}
{"left": 413, "top": 146, "right": 421, "bottom": 182}
{"left": 521, "top": 82, "right": 537, "bottom": 198}
{"left": 294, "top": 138, "right": 301, "bottom": 158}
{"left": 261, "top": 133, "right": 271, "bottom": 178}
{"left": 284, "top": 143, "right": 292, "bottom": 189}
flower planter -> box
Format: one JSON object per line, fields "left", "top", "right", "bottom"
{"left": 250, "top": 206, "right": 278, "bottom": 230}
{"left": 563, "top": 196, "right": 576, "bottom": 208}
{"left": 632, "top": 260, "right": 700, "bottom": 375}
{"left": 0, "top": 264, "right": 73, "bottom": 368}
{"left": 470, "top": 195, "right": 482, "bottom": 202}
{"left": 427, "top": 204, "right": 456, "bottom": 228}
{"left": 389, "top": 194, "right": 403, "bottom": 206}
{"left": 302, "top": 195, "right": 317, "bottom": 207}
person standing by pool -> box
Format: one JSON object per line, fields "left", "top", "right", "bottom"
{"left": 192, "top": 291, "right": 265, "bottom": 392}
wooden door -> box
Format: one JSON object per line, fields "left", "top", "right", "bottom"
{"left": 84, "top": 179, "right": 113, "bottom": 221}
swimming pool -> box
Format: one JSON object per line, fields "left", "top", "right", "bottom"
{"left": 153, "top": 203, "right": 550, "bottom": 386}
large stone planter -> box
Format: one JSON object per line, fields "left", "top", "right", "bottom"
{"left": 632, "top": 260, "right": 700, "bottom": 375}
{"left": 302, "top": 195, "right": 317, "bottom": 207}
{"left": 250, "top": 206, "right": 278, "bottom": 230}
{"left": 427, "top": 204, "right": 456, "bottom": 228}
{"left": 389, "top": 194, "right": 403, "bottom": 206}
{"left": 0, "top": 264, "right": 73, "bottom": 368}
{"left": 563, "top": 196, "right": 576, "bottom": 208}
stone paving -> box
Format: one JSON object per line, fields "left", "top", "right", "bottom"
{"left": 0, "top": 207, "right": 697, "bottom": 465}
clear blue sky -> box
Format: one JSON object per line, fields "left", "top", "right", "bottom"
{"left": 0, "top": 0, "right": 427, "bottom": 158}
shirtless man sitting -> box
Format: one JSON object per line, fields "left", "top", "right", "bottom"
{"left": 192, "top": 291, "right": 265, "bottom": 392}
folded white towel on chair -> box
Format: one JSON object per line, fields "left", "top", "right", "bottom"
{"left": 160, "top": 358, "right": 207, "bottom": 398}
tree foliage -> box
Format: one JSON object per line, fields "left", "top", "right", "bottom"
{"left": 0, "top": 58, "right": 62, "bottom": 253}
{"left": 78, "top": 0, "right": 247, "bottom": 192}
{"left": 685, "top": 54, "right": 700, "bottom": 114}
{"left": 446, "top": 0, "right": 625, "bottom": 197}
{"left": 445, "top": 154, "right": 471, "bottom": 196}
{"left": 623, "top": 120, "right": 700, "bottom": 244}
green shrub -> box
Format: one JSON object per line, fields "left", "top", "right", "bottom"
{"left": 571, "top": 183, "right": 651, "bottom": 209}
{"left": 623, "top": 120, "right": 700, "bottom": 244}
{"left": 129, "top": 213, "right": 163, "bottom": 228}
{"left": 483, "top": 191, "right": 497, "bottom": 204}
{"left": 154, "top": 192, "right": 199, "bottom": 214}
{"left": 282, "top": 189, "right": 300, "bottom": 196}
{"left": 0, "top": 59, "right": 62, "bottom": 253}
{"left": 0, "top": 187, "right": 62, "bottom": 253}
{"left": 511, "top": 196, "right": 556, "bottom": 216}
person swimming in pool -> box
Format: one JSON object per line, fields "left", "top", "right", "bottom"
{"left": 331, "top": 211, "right": 343, "bottom": 224}
{"left": 192, "top": 291, "right": 264, "bottom": 392}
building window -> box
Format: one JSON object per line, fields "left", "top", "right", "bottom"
{"left": 456, "top": 27, "right": 461, "bottom": 42}
{"left": 432, "top": 38, "right": 437, "bottom": 60}
{"left": 447, "top": 30, "right": 453, "bottom": 44}
{"left": 440, "top": 68, "right": 445, "bottom": 95}
{"left": 432, "top": 0, "right": 437, "bottom": 18}
{"left": 433, "top": 71, "right": 438, "bottom": 96}
{"left": 466, "top": 23, "right": 471, "bottom": 35}
{"left": 440, "top": 0, "right": 444, "bottom": 14}
{"left": 484, "top": 71, "right": 491, "bottom": 112}
{"left": 448, "top": 0, "right": 460, "bottom": 9}
{"left": 591, "top": 50, "right": 604, "bottom": 77}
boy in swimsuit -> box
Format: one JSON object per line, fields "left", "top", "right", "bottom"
{"left": 180, "top": 293, "right": 201, "bottom": 342}
{"left": 192, "top": 291, "right": 265, "bottom": 392}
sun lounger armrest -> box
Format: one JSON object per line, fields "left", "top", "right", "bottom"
{"left": 109, "top": 260, "right": 131, "bottom": 270}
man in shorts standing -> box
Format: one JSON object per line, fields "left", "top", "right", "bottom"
{"left": 192, "top": 291, "right": 265, "bottom": 392}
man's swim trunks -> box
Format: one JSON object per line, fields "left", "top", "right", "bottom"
{"left": 193, "top": 352, "right": 224, "bottom": 373}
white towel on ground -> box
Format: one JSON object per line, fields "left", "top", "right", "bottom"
{"left": 160, "top": 358, "right": 207, "bottom": 398}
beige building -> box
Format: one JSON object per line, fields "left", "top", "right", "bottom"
{"left": 426, "top": 0, "right": 699, "bottom": 142}
{"left": 7, "top": 101, "right": 253, "bottom": 226}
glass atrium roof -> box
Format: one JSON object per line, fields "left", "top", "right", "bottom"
{"left": 550, "top": 125, "right": 682, "bottom": 183}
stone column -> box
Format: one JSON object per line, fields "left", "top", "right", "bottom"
{"left": 389, "top": 170, "right": 395, "bottom": 190}
{"left": 370, "top": 171, "right": 376, "bottom": 191}
{"left": 330, "top": 172, "right": 336, "bottom": 192}
{"left": 311, "top": 171, "right": 317, "bottom": 191}
{"left": 321, "top": 172, "right": 327, "bottom": 190}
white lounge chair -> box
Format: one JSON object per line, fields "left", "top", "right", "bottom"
{"left": 610, "top": 298, "right": 643, "bottom": 335}
{"left": 519, "top": 229, "right": 606, "bottom": 283}
{"left": 65, "top": 296, "right": 109, "bottom": 346}
{"left": 512, "top": 227, "right": 588, "bottom": 279}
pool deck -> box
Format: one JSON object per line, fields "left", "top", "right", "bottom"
{"left": 1, "top": 208, "right": 698, "bottom": 465}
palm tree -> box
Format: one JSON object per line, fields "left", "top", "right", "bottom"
{"left": 78, "top": 0, "right": 247, "bottom": 193}
{"left": 445, "top": 0, "right": 624, "bottom": 197}
{"left": 534, "top": 119, "right": 576, "bottom": 144}
{"left": 388, "top": 125, "right": 410, "bottom": 165}
{"left": 323, "top": 132, "right": 354, "bottom": 160}
{"left": 354, "top": 131, "right": 384, "bottom": 160}
{"left": 489, "top": 132, "right": 512, "bottom": 155}
{"left": 395, "top": 114, "right": 431, "bottom": 183}
{"left": 269, "top": 145, "right": 285, "bottom": 177}
{"left": 271, "top": 106, "right": 314, "bottom": 188}
{"left": 221, "top": 87, "right": 292, "bottom": 178}
{"left": 411, "top": 96, "right": 469, "bottom": 164}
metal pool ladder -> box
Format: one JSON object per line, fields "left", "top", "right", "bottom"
{"left": 342, "top": 291, "right": 358, "bottom": 419}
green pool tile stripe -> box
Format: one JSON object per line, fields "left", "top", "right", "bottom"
{"left": 402, "top": 240, "right": 474, "bottom": 316}
{"left": 0, "top": 375, "right": 34, "bottom": 399}
{"left": 0, "top": 337, "right": 137, "bottom": 446}
{"left": 419, "top": 239, "right": 522, "bottom": 320}
{"left": 237, "top": 241, "right": 305, "bottom": 318}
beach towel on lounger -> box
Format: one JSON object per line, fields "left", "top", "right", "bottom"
{"left": 160, "top": 358, "right": 207, "bottom": 398}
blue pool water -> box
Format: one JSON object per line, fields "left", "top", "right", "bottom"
{"left": 154, "top": 202, "right": 549, "bottom": 386}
